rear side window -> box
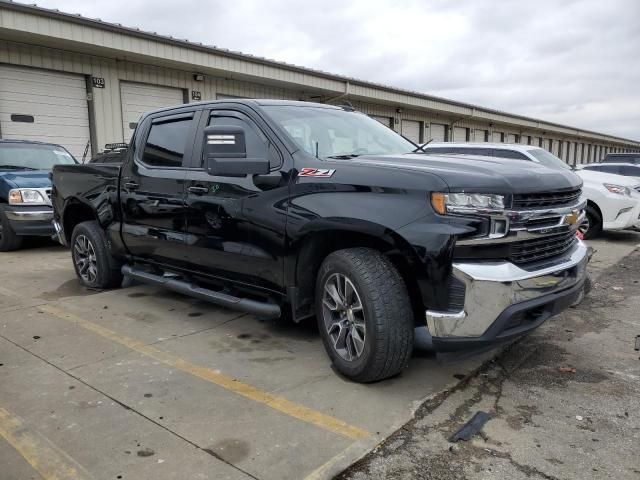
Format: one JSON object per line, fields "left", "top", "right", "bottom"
{"left": 603, "top": 154, "right": 640, "bottom": 164}
{"left": 424, "top": 147, "right": 455, "bottom": 154}
{"left": 142, "top": 117, "right": 193, "bottom": 167}
{"left": 492, "top": 149, "right": 528, "bottom": 160}
{"left": 621, "top": 165, "right": 640, "bottom": 176}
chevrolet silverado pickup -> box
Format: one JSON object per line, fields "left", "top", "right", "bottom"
{"left": 51, "top": 100, "right": 589, "bottom": 382}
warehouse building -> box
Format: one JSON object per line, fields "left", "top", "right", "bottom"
{"left": 1, "top": 1, "right": 639, "bottom": 161}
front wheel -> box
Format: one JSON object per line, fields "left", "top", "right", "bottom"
{"left": 71, "top": 221, "right": 123, "bottom": 288}
{"left": 0, "top": 209, "right": 23, "bottom": 252}
{"left": 315, "top": 248, "right": 414, "bottom": 383}
{"left": 579, "top": 205, "right": 602, "bottom": 240}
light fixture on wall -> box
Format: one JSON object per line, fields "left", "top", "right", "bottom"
{"left": 396, "top": 108, "right": 402, "bottom": 113}
{"left": 193, "top": 74, "right": 204, "bottom": 82}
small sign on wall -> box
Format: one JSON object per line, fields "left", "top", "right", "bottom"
{"left": 92, "top": 77, "right": 105, "bottom": 88}
{"left": 192, "top": 90, "right": 202, "bottom": 101}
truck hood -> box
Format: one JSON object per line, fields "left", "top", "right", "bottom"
{"left": 0, "top": 170, "right": 51, "bottom": 189}
{"left": 349, "top": 153, "right": 582, "bottom": 193}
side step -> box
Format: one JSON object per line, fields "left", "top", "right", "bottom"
{"left": 121, "top": 265, "right": 281, "bottom": 319}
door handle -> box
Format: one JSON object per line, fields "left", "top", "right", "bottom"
{"left": 124, "top": 181, "right": 139, "bottom": 190}
{"left": 188, "top": 186, "right": 208, "bottom": 195}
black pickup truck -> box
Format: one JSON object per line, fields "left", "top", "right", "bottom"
{"left": 52, "top": 100, "right": 589, "bottom": 382}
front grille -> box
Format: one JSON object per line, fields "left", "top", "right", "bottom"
{"left": 513, "top": 188, "right": 581, "bottom": 209}
{"left": 509, "top": 231, "right": 577, "bottom": 264}
{"left": 525, "top": 216, "right": 562, "bottom": 229}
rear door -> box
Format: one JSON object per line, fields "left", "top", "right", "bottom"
{"left": 120, "top": 109, "right": 199, "bottom": 267}
{"left": 183, "top": 108, "right": 288, "bottom": 291}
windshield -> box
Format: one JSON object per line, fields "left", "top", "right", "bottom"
{"left": 262, "top": 105, "right": 416, "bottom": 158}
{"left": 529, "top": 149, "right": 572, "bottom": 170}
{"left": 0, "top": 144, "right": 76, "bottom": 170}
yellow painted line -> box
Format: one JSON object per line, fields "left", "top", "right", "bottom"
{"left": 0, "top": 406, "right": 92, "bottom": 480}
{"left": 40, "top": 304, "right": 370, "bottom": 440}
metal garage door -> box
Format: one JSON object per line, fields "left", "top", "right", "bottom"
{"left": 506, "top": 133, "right": 517, "bottom": 144}
{"left": 453, "top": 127, "right": 467, "bottom": 142}
{"left": 401, "top": 120, "right": 421, "bottom": 144}
{"left": 475, "top": 129, "right": 487, "bottom": 142}
{"left": 0, "top": 65, "right": 91, "bottom": 159}
{"left": 371, "top": 115, "right": 393, "bottom": 128}
{"left": 492, "top": 132, "right": 504, "bottom": 143}
{"left": 120, "top": 82, "right": 184, "bottom": 142}
{"left": 430, "top": 123, "right": 447, "bottom": 142}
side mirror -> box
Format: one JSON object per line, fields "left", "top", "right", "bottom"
{"left": 203, "top": 125, "right": 269, "bottom": 176}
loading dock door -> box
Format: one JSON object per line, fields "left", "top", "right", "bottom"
{"left": 492, "top": 132, "right": 503, "bottom": 143}
{"left": 453, "top": 127, "right": 467, "bottom": 142}
{"left": 120, "top": 82, "right": 185, "bottom": 143}
{"left": 371, "top": 115, "right": 393, "bottom": 128}
{"left": 0, "top": 65, "right": 91, "bottom": 159}
{"left": 475, "top": 129, "right": 487, "bottom": 142}
{"left": 401, "top": 120, "right": 421, "bottom": 144}
{"left": 430, "top": 123, "right": 447, "bottom": 142}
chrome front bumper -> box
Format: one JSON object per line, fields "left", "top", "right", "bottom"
{"left": 426, "top": 240, "right": 589, "bottom": 338}
{"left": 4, "top": 209, "right": 53, "bottom": 222}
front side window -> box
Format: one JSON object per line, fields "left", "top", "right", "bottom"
{"left": 0, "top": 144, "right": 76, "bottom": 170}
{"left": 263, "top": 106, "right": 415, "bottom": 159}
{"left": 142, "top": 117, "right": 193, "bottom": 167}
{"left": 207, "top": 113, "right": 281, "bottom": 168}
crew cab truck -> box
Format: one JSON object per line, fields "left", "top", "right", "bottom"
{"left": 0, "top": 140, "right": 76, "bottom": 251}
{"left": 52, "top": 100, "right": 589, "bottom": 382}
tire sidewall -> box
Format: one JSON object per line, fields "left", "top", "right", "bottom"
{"left": 0, "top": 208, "right": 23, "bottom": 252}
{"left": 583, "top": 206, "right": 602, "bottom": 240}
{"left": 70, "top": 221, "right": 117, "bottom": 288}
{"left": 315, "top": 254, "right": 378, "bottom": 378}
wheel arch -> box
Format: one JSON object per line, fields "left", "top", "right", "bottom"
{"left": 288, "top": 219, "right": 425, "bottom": 325}
{"left": 61, "top": 199, "right": 98, "bottom": 244}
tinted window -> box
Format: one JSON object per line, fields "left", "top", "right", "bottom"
{"left": 207, "top": 113, "right": 281, "bottom": 169}
{"left": 142, "top": 117, "right": 193, "bottom": 167}
{"left": 424, "top": 147, "right": 456, "bottom": 154}
{"left": 603, "top": 154, "right": 640, "bottom": 164}
{"left": 621, "top": 165, "right": 640, "bottom": 176}
{"left": 529, "top": 149, "right": 571, "bottom": 170}
{"left": 493, "top": 149, "right": 529, "bottom": 160}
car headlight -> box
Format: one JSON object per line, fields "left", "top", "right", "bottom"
{"left": 603, "top": 184, "right": 631, "bottom": 196}
{"left": 8, "top": 189, "right": 47, "bottom": 205}
{"left": 431, "top": 192, "right": 505, "bottom": 215}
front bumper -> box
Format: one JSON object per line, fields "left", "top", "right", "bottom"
{"left": 427, "top": 240, "right": 589, "bottom": 352}
{"left": 602, "top": 196, "right": 640, "bottom": 230}
{"left": 3, "top": 205, "right": 54, "bottom": 236}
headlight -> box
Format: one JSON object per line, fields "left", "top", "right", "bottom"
{"left": 431, "top": 192, "right": 505, "bottom": 215}
{"left": 603, "top": 184, "right": 631, "bottom": 196}
{"left": 8, "top": 189, "right": 47, "bottom": 205}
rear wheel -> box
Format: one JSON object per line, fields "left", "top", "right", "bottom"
{"left": 315, "top": 248, "right": 414, "bottom": 383}
{"left": 0, "top": 209, "right": 23, "bottom": 252}
{"left": 579, "top": 205, "right": 602, "bottom": 240}
{"left": 71, "top": 221, "right": 122, "bottom": 288}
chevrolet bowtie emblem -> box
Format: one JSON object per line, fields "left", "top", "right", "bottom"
{"left": 564, "top": 210, "right": 580, "bottom": 226}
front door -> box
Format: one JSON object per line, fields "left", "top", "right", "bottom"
{"left": 184, "top": 108, "right": 288, "bottom": 292}
{"left": 120, "top": 110, "right": 199, "bottom": 268}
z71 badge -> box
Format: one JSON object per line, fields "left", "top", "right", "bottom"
{"left": 299, "top": 168, "right": 336, "bottom": 178}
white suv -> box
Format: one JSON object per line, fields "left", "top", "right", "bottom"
{"left": 422, "top": 143, "right": 640, "bottom": 239}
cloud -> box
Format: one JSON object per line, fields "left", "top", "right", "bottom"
{"left": 21, "top": 0, "right": 640, "bottom": 140}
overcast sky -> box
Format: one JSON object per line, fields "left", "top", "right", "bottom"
{"left": 20, "top": 0, "right": 640, "bottom": 140}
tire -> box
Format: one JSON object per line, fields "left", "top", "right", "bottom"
{"left": 70, "top": 221, "right": 123, "bottom": 288}
{"left": 580, "top": 205, "right": 602, "bottom": 240}
{"left": 315, "top": 247, "right": 414, "bottom": 383}
{"left": 0, "top": 208, "right": 23, "bottom": 252}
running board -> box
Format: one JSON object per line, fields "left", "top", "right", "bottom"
{"left": 121, "top": 265, "right": 281, "bottom": 319}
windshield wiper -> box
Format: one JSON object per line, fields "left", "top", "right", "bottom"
{"left": 0, "top": 165, "right": 39, "bottom": 171}
{"left": 326, "top": 154, "right": 362, "bottom": 160}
